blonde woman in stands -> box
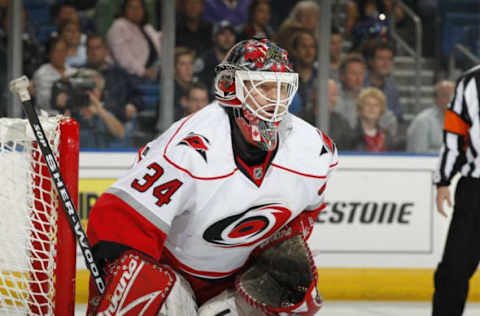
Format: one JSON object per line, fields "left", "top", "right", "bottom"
{"left": 107, "top": 0, "right": 161, "bottom": 81}
{"left": 351, "top": 87, "right": 397, "bottom": 152}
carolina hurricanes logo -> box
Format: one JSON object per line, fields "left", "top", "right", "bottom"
{"left": 203, "top": 204, "right": 292, "bottom": 248}
{"left": 178, "top": 132, "right": 210, "bottom": 162}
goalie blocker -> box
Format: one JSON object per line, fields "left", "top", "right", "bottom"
{"left": 87, "top": 251, "right": 176, "bottom": 316}
{"left": 88, "top": 250, "right": 198, "bottom": 316}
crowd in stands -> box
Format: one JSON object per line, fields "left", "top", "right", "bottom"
{"left": 0, "top": 0, "right": 476, "bottom": 153}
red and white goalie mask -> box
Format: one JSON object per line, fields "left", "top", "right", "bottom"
{"left": 215, "top": 38, "right": 298, "bottom": 151}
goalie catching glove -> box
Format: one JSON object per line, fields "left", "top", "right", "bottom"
{"left": 235, "top": 211, "right": 323, "bottom": 316}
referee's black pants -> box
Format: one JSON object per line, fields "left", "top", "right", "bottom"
{"left": 432, "top": 177, "right": 480, "bottom": 316}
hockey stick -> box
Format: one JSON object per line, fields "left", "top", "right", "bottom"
{"left": 9, "top": 76, "right": 105, "bottom": 294}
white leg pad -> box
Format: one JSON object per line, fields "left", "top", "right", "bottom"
{"left": 157, "top": 271, "right": 198, "bottom": 316}
{"left": 198, "top": 289, "right": 264, "bottom": 316}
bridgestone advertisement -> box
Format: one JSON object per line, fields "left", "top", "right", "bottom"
{"left": 314, "top": 169, "right": 434, "bottom": 253}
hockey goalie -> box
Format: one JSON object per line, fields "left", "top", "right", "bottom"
{"left": 86, "top": 37, "right": 338, "bottom": 316}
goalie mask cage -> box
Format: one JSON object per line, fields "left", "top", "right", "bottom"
{"left": 0, "top": 116, "right": 79, "bottom": 315}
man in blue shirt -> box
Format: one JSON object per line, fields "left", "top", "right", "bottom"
{"left": 365, "top": 40, "right": 403, "bottom": 122}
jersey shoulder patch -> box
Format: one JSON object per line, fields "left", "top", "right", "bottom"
{"left": 274, "top": 115, "right": 338, "bottom": 177}
{"left": 160, "top": 103, "right": 237, "bottom": 180}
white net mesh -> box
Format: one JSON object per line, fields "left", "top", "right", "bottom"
{"left": 0, "top": 116, "right": 61, "bottom": 315}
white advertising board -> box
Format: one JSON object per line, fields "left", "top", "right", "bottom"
{"left": 315, "top": 168, "right": 434, "bottom": 253}
{"left": 309, "top": 154, "right": 453, "bottom": 269}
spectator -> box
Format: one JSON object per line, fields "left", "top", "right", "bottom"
{"left": 290, "top": 29, "right": 318, "bottom": 124}
{"left": 336, "top": 54, "right": 399, "bottom": 137}
{"left": 328, "top": 79, "right": 353, "bottom": 150}
{"left": 52, "top": 69, "right": 125, "bottom": 148}
{"left": 330, "top": 25, "right": 344, "bottom": 82}
{"left": 85, "top": 34, "right": 144, "bottom": 123}
{"left": 274, "top": 0, "right": 320, "bottom": 53}
{"left": 345, "top": 0, "right": 405, "bottom": 51}
{"left": 335, "top": 53, "right": 367, "bottom": 128}
{"left": 52, "top": 3, "right": 80, "bottom": 27}
{"left": 203, "top": 0, "right": 252, "bottom": 26}
{"left": 51, "top": 2, "right": 95, "bottom": 34}
{"left": 107, "top": 0, "right": 161, "bottom": 81}
{"left": 195, "top": 20, "right": 237, "bottom": 97}
{"left": 180, "top": 81, "right": 210, "bottom": 116}
{"left": 238, "top": 0, "right": 274, "bottom": 41}
{"left": 364, "top": 40, "right": 403, "bottom": 122}
{"left": 176, "top": 0, "right": 213, "bottom": 57}
{"left": 407, "top": 80, "right": 455, "bottom": 153}
{"left": 351, "top": 87, "right": 396, "bottom": 152}
{"left": 174, "top": 46, "right": 197, "bottom": 120}
{"left": 58, "top": 19, "right": 87, "bottom": 67}
{"left": 0, "top": 7, "right": 43, "bottom": 78}
{"left": 32, "top": 37, "right": 77, "bottom": 111}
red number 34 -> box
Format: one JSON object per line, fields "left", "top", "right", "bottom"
{"left": 131, "top": 162, "right": 183, "bottom": 207}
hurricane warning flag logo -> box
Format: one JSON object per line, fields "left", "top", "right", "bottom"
{"left": 178, "top": 132, "right": 210, "bottom": 162}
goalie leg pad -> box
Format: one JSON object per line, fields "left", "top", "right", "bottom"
{"left": 93, "top": 250, "right": 176, "bottom": 316}
{"left": 157, "top": 269, "right": 198, "bottom": 316}
{"left": 198, "top": 289, "right": 239, "bottom": 316}
{"left": 198, "top": 289, "right": 265, "bottom": 316}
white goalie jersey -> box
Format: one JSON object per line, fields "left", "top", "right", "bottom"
{"left": 89, "top": 102, "right": 338, "bottom": 280}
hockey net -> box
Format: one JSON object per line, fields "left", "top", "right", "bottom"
{"left": 0, "top": 115, "right": 79, "bottom": 315}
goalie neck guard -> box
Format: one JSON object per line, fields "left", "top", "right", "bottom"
{"left": 214, "top": 38, "right": 298, "bottom": 151}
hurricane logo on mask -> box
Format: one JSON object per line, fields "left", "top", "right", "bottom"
{"left": 203, "top": 204, "right": 292, "bottom": 248}
{"left": 178, "top": 132, "right": 210, "bottom": 162}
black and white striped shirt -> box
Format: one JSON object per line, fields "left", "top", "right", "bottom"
{"left": 435, "top": 65, "right": 480, "bottom": 186}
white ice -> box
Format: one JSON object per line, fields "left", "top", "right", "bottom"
{"left": 75, "top": 301, "right": 480, "bottom": 315}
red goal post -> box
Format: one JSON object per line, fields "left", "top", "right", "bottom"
{"left": 0, "top": 115, "right": 79, "bottom": 315}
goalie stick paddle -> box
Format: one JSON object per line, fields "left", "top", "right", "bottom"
{"left": 9, "top": 76, "right": 106, "bottom": 294}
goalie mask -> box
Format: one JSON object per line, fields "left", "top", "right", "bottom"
{"left": 215, "top": 38, "right": 298, "bottom": 151}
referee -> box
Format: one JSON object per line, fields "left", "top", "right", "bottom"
{"left": 433, "top": 64, "right": 480, "bottom": 316}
